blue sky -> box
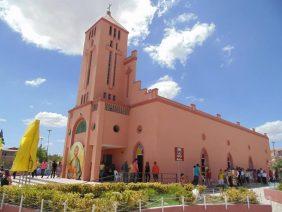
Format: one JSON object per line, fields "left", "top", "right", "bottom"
{"left": 0, "top": 0, "right": 282, "bottom": 154}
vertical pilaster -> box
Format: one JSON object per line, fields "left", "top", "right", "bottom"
{"left": 90, "top": 101, "right": 105, "bottom": 181}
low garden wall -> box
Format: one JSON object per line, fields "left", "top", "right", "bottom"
{"left": 0, "top": 204, "right": 37, "bottom": 212}
{"left": 0, "top": 203, "right": 272, "bottom": 212}
{"left": 264, "top": 188, "right": 282, "bottom": 204}
{"left": 144, "top": 204, "right": 271, "bottom": 212}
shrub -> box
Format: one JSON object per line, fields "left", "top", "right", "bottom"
{"left": 141, "top": 188, "right": 158, "bottom": 200}
{"left": 196, "top": 185, "right": 206, "bottom": 194}
{"left": 183, "top": 191, "right": 196, "bottom": 204}
{"left": 102, "top": 191, "right": 123, "bottom": 202}
{"left": 122, "top": 190, "right": 149, "bottom": 208}
{"left": 183, "top": 183, "right": 194, "bottom": 192}
{"left": 224, "top": 188, "right": 258, "bottom": 204}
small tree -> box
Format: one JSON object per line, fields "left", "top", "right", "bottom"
{"left": 37, "top": 145, "right": 47, "bottom": 163}
{"left": 271, "top": 159, "right": 282, "bottom": 170}
{"left": 271, "top": 159, "right": 282, "bottom": 181}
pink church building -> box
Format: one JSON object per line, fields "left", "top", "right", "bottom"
{"left": 62, "top": 10, "right": 271, "bottom": 182}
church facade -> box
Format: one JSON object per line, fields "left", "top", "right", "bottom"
{"left": 62, "top": 11, "right": 271, "bottom": 182}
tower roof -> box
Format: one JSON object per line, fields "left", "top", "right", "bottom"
{"left": 102, "top": 13, "right": 129, "bottom": 33}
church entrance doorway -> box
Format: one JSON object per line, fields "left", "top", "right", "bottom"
{"left": 200, "top": 148, "right": 209, "bottom": 183}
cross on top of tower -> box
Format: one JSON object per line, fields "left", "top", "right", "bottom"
{"left": 107, "top": 3, "right": 112, "bottom": 16}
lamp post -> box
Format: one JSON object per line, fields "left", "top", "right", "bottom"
{"left": 272, "top": 141, "right": 276, "bottom": 158}
{"left": 47, "top": 130, "right": 52, "bottom": 159}
{"left": 40, "top": 137, "right": 44, "bottom": 147}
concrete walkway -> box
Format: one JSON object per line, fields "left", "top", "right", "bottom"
{"left": 250, "top": 186, "right": 282, "bottom": 212}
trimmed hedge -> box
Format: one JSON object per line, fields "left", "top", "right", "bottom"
{"left": 0, "top": 183, "right": 258, "bottom": 211}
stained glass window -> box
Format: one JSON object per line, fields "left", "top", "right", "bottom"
{"left": 75, "top": 120, "right": 87, "bottom": 134}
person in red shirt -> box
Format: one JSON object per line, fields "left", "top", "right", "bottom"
{"left": 152, "top": 161, "right": 160, "bottom": 182}
{"left": 206, "top": 168, "right": 211, "bottom": 186}
{"left": 131, "top": 159, "right": 138, "bottom": 182}
{"left": 41, "top": 161, "right": 48, "bottom": 178}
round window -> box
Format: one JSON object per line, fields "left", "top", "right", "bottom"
{"left": 113, "top": 125, "right": 120, "bottom": 133}
{"left": 137, "top": 125, "right": 142, "bottom": 133}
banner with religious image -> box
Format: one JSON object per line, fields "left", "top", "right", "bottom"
{"left": 67, "top": 142, "right": 84, "bottom": 180}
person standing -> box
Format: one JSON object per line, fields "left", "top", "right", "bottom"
{"left": 132, "top": 159, "right": 139, "bottom": 183}
{"left": 51, "top": 161, "right": 57, "bottom": 178}
{"left": 57, "top": 162, "right": 62, "bottom": 177}
{"left": 145, "top": 162, "right": 151, "bottom": 182}
{"left": 193, "top": 164, "right": 200, "bottom": 185}
{"left": 152, "top": 161, "right": 160, "bottom": 182}
{"left": 206, "top": 168, "right": 211, "bottom": 186}
{"left": 121, "top": 161, "right": 129, "bottom": 183}
{"left": 41, "top": 160, "right": 48, "bottom": 178}
{"left": 218, "top": 169, "right": 224, "bottom": 186}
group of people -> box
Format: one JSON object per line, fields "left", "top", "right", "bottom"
{"left": 218, "top": 167, "right": 279, "bottom": 187}
{"left": 99, "top": 160, "right": 160, "bottom": 183}
{"left": 32, "top": 160, "right": 62, "bottom": 178}
{"left": 178, "top": 165, "right": 280, "bottom": 188}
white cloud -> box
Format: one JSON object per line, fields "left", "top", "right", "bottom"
{"left": 186, "top": 96, "right": 205, "bottom": 103}
{"left": 157, "top": 0, "right": 178, "bottom": 17}
{"left": 29, "top": 105, "right": 34, "bottom": 109}
{"left": 23, "top": 112, "right": 67, "bottom": 128}
{"left": 222, "top": 45, "right": 234, "bottom": 56}
{"left": 221, "top": 44, "right": 234, "bottom": 68}
{"left": 165, "top": 13, "right": 198, "bottom": 26}
{"left": 149, "top": 75, "right": 181, "bottom": 99}
{"left": 0, "top": 118, "right": 7, "bottom": 122}
{"left": 0, "top": 0, "right": 176, "bottom": 54}
{"left": 256, "top": 120, "right": 282, "bottom": 142}
{"left": 144, "top": 22, "right": 215, "bottom": 69}
{"left": 25, "top": 77, "right": 46, "bottom": 87}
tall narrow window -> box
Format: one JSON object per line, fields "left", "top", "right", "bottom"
{"left": 94, "top": 27, "right": 96, "bottom": 36}
{"left": 107, "top": 51, "right": 112, "bottom": 84}
{"left": 86, "top": 51, "right": 93, "bottom": 86}
{"left": 116, "top": 43, "right": 118, "bottom": 50}
{"left": 81, "top": 95, "right": 83, "bottom": 104}
{"left": 113, "top": 95, "right": 116, "bottom": 101}
{"left": 118, "top": 31, "right": 120, "bottom": 40}
{"left": 110, "top": 41, "right": 113, "bottom": 47}
{"left": 108, "top": 94, "right": 111, "bottom": 100}
{"left": 103, "top": 92, "right": 107, "bottom": 98}
{"left": 114, "top": 28, "right": 116, "bottom": 38}
{"left": 109, "top": 26, "right": 112, "bottom": 35}
{"left": 112, "top": 53, "right": 117, "bottom": 87}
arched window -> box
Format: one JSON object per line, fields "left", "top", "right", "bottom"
{"left": 249, "top": 157, "right": 254, "bottom": 169}
{"left": 75, "top": 120, "right": 87, "bottom": 134}
{"left": 227, "top": 153, "right": 233, "bottom": 169}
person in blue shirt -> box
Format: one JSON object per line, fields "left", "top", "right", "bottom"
{"left": 193, "top": 164, "right": 200, "bottom": 185}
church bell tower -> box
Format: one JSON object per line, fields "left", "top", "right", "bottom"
{"left": 76, "top": 7, "right": 129, "bottom": 106}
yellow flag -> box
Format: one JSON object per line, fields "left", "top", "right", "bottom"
{"left": 0, "top": 138, "right": 3, "bottom": 150}
{"left": 11, "top": 119, "right": 40, "bottom": 172}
